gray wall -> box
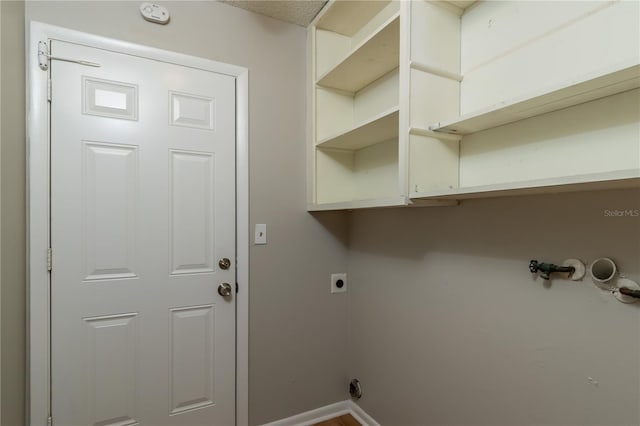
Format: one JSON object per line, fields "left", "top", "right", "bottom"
{"left": 347, "top": 189, "right": 640, "bottom": 425}
{"left": 4, "top": 2, "right": 639, "bottom": 426}
{"left": 1, "top": 1, "right": 27, "bottom": 426}
{"left": 3, "top": 2, "right": 350, "bottom": 425}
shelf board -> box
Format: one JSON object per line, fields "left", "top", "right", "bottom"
{"left": 409, "top": 126, "right": 462, "bottom": 142}
{"left": 316, "top": 15, "right": 400, "bottom": 93}
{"left": 317, "top": 107, "right": 399, "bottom": 150}
{"left": 308, "top": 196, "right": 458, "bottom": 211}
{"left": 308, "top": 196, "right": 409, "bottom": 212}
{"left": 429, "top": 62, "right": 640, "bottom": 135}
{"left": 411, "top": 169, "right": 640, "bottom": 200}
{"left": 316, "top": 0, "right": 392, "bottom": 36}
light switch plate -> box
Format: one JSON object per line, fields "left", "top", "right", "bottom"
{"left": 255, "top": 224, "right": 267, "bottom": 244}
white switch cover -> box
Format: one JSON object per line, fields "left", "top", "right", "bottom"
{"left": 255, "top": 224, "right": 267, "bottom": 244}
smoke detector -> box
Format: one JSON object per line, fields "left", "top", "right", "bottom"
{"left": 140, "top": 3, "right": 170, "bottom": 25}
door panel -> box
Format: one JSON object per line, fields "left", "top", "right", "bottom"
{"left": 50, "top": 40, "right": 236, "bottom": 426}
{"left": 169, "top": 91, "right": 216, "bottom": 130}
{"left": 83, "top": 142, "right": 138, "bottom": 281}
{"left": 169, "top": 305, "right": 216, "bottom": 414}
{"left": 85, "top": 313, "right": 139, "bottom": 426}
{"left": 169, "top": 150, "right": 215, "bottom": 275}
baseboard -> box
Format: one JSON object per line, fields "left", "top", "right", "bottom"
{"left": 260, "top": 400, "right": 380, "bottom": 426}
{"left": 347, "top": 401, "right": 381, "bottom": 426}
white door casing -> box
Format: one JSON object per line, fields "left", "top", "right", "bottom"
{"left": 28, "top": 23, "right": 250, "bottom": 426}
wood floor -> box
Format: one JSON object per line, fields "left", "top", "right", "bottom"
{"left": 313, "top": 413, "right": 361, "bottom": 426}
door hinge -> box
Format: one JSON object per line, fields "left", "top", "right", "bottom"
{"left": 47, "top": 247, "right": 53, "bottom": 272}
{"left": 47, "top": 78, "right": 52, "bottom": 102}
{"left": 236, "top": 282, "right": 239, "bottom": 294}
{"left": 47, "top": 416, "right": 53, "bottom": 426}
{"left": 38, "top": 41, "right": 50, "bottom": 71}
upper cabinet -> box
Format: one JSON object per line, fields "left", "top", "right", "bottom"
{"left": 307, "top": 0, "right": 640, "bottom": 211}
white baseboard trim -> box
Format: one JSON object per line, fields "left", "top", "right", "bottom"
{"left": 260, "top": 400, "right": 380, "bottom": 426}
{"left": 348, "top": 401, "right": 381, "bottom": 426}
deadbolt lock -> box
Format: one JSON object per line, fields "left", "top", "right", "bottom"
{"left": 218, "top": 258, "right": 231, "bottom": 270}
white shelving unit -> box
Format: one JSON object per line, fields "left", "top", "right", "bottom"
{"left": 309, "top": 0, "right": 405, "bottom": 210}
{"left": 410, "top": 0, "right": 640, "bottom": 201}
{"left": 308, "top": 0, "right": 470, "bottom": 210}
{"left": 308, "top": 0, "right": 640, "bottom": 210}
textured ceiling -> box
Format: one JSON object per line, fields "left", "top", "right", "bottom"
{"left": 222, "top": 1, "right": 479, "bottom": 27}
{"left": 221, "top": 0, "right": 328, "bottom": 27}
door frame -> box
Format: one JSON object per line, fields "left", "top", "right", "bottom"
{"left": 27, "top": 22, "right": 249, "bottom": 426}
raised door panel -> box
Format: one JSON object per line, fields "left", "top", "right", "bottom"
{"left": 169, "top": 91, "right": 215, "bottom": 130}
{"left": 169, "top": 305, "right": 216, "bottom": 414}
{"left": 85, "top": 313, "right": 139, "bottom": 426}
{"left": 83, "top": 142, "right": 138, "bottom": 281}
{"left": 169, "top": 150, "right": 215, "bottom": 275}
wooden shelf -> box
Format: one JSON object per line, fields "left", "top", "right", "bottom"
{"left": 411, "top": 170, "right": 640, "bottom": 200}
{"left": 317, "top": 107, "right": 399, "bottom": 150}
{"left": 429, "top": 62, "right": 640, "bottom": 135}
{"left": 409, "top": 126, "right": 461, "bottom": 142}
{"left": 316, "top": 15, "right": 400, "bottom": 93}
{"left": 316, "top": 0, "right": 392, "bottom": 36}
{"left": 308, "top": 196, "right": 409, "bottom": 212}
{"left": 308, "top": 196, "right": 458, "bottom": 211}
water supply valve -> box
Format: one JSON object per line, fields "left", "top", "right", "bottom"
{"left": 529, "top": 259, "right": 575, "bottom": 280}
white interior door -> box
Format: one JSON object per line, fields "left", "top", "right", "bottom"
{"left": 50, "top": 40, "right": 236, "bottom": 426}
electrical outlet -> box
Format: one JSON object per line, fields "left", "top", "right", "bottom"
{"left": 331, "top": 273, "right": 347, "bottom": 293}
